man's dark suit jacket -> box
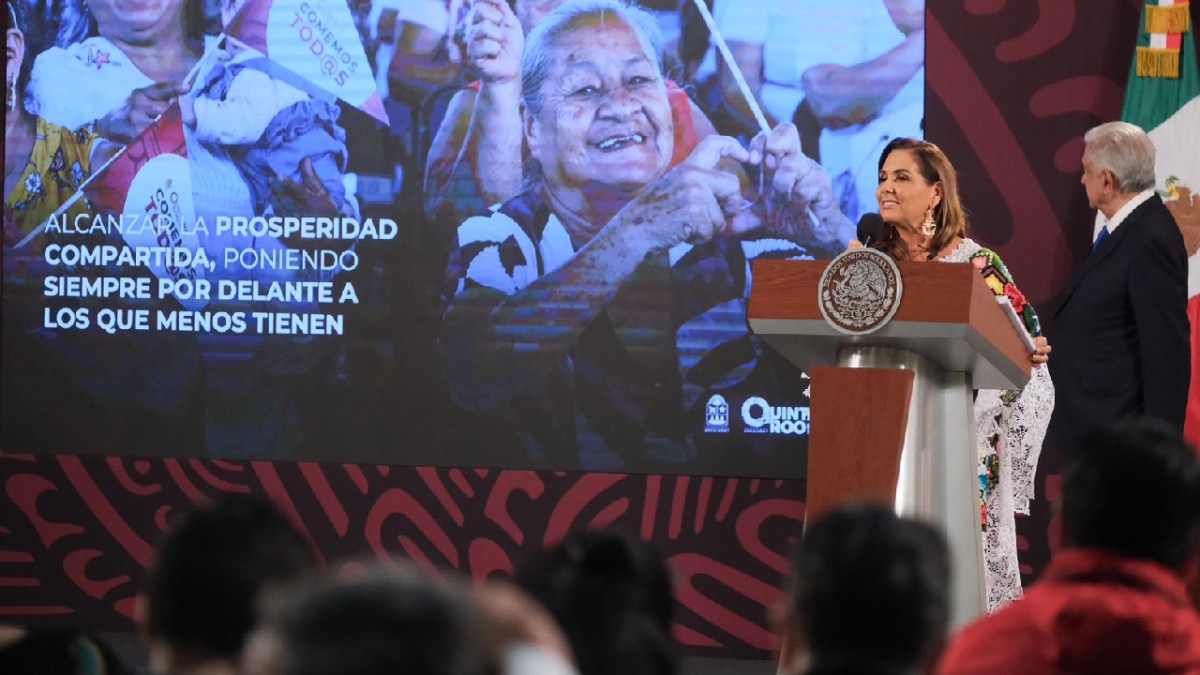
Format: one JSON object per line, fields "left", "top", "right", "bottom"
{"left": 1047, "top": 194, "right": 1190, "bottom": 454}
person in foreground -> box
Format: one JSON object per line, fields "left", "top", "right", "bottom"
{"left": 242, "top": 563, "right": 577, "bottom": 675}
{"left": 0, "top": 623, "right": 129, "bottom": 674}
{"left": 862, "top": 137, "right": 1054, "bottom": 611}
{"left": 517, "top": 529, "right": 678, "bottom": 675}
{"left": 442, "top": 0, "right": 853, "bottom": 470}
{"left": 776, "top": 504, "right": 951, "bottom": 675}
{"left": 138, "top": 494, "right": 318, "bottom": 675}
{"left": 242, "top": 565, "right": 493, "bottom": 675}
{"left": 938, "top": 418, "right": 1200, "bottom": 674}
{"left": 1047, "top": 121, "right": 1189, "bottom": 455}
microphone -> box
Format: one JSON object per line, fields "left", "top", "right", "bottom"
{"left": 857, "top": 212, "right": 885, "bottom": 247}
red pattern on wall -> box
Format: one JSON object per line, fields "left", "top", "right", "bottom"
{"left": 0, "top": 452, "right": 802, "bottom": 658}
{"left": 928, "top": 1, "right": 1143, "bottom": 309}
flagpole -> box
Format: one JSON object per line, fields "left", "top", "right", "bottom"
{"left": 689, "top": 0, "right": 824, "bottom": 231}
{"left": 689, "top": 0, "right": 771, "bottom": 135}
{"left": 184, "top": 32, "right": 226, "bottom": 89}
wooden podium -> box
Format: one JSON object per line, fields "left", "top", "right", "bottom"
{"left": 748, "top": 258, "right": 1032, "bottom": 624}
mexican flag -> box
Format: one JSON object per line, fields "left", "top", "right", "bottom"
{"left": 1119, "top": 1, "right": 1200, "bottom": 447}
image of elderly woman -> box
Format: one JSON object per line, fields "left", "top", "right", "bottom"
{"left": 22, "top": 0, "right": 271, "bottom": 225}
{"left": 24, "top": 0, "right": 209, "bottom": 143}
{"left": 443, "top": 0, "right": 852, "bottom": 470}
{"left": 867, "top": 137, "right": 1054, "bottom": 611}
{"left": 423, "top": 0, "right": 721, "bottom": 238}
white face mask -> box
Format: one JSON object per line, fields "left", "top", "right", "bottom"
{"left": 504, "top": 643, "right": 579, "bottom": 675}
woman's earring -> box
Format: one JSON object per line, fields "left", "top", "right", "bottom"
{"left": 921, "top": 205, "right": 937, "bottom": 238}
{"left": 6, "top": 77, "right": 15, "bottom": 112}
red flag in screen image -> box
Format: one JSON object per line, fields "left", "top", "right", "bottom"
{"left": 82, "top": 105, "right": 208, "bottom": 310}
{"left": 225, "top": 0, "right": 389, "bottom": 125}
{"left": 85, "top": 105, "right": 189, "bottom": 215}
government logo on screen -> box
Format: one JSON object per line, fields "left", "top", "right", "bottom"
{"left": 741, "top": 396, "right": 810, "bottom": 436}
{"left": 702, "top": 395, "right": 810, "bottom": 436}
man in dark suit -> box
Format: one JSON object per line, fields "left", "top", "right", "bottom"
{"left": 1047, "top": 121, "right": 1190, "bottom": 455}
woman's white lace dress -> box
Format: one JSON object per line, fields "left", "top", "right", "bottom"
{"left": 940, "top": 239, "right": 1055, "bottom": 612}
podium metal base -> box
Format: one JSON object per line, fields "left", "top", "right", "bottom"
{"left": 835, "top": 346, "right": 985, "bottom": 626}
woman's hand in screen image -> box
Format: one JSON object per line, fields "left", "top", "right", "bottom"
{"left": 97, "top": 81, "right": 186, "bottom": 143}
{"left": 466, "top": 0, "right": 525, "bottom": 87}
{"left": 270, "top": 158, "right": 341, "bottom": 222}
{"left": 746, "top": 123, "right": 855, "bottom": 248}
{"left": 614, "top": 135, "right": 752, "bottom": 253}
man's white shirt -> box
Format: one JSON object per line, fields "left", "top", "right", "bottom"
{"left": 1094, "top": 188, "right": 1156, "bottom": 243}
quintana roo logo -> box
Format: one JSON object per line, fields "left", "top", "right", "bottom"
{"left": 704, "top": 394, "right": 730, "bottom": 433}
{"left": 818, "top": 248, "right": 903, "bottom": 335}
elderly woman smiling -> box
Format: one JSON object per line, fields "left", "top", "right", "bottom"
{"left": 442, "top": 0, "right": 853, "bottom": 470}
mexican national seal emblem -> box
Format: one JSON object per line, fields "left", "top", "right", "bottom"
{"left": 818, "top": 248, "right": 903, "bottom": 334}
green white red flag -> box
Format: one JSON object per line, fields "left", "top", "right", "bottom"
{"left": 1119, "top": 1, "right": 1200, "bottom": 446}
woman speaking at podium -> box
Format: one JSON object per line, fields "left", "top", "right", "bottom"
{"left": 863, "top": 138, "right": 1055, "bottom": 611}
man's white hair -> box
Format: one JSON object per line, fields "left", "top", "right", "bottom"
{"left": 1084, "top": 121, "right": 1157, "bottom": 193}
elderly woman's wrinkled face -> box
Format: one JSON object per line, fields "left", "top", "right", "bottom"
{"left": 876, "top": 149, "right": 941, "bottom": 230}
{"left": 524, "top": 18, "right": 673, "bottom": 194}
{"left": 89, "top": 0, "right": 186, "bottom": 41}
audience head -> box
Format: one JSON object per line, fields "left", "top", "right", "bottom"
{"left": 244, "top": 565, "right": 490, "bottom": 675}
{"left": 140, "top": 494, "right": 317, "bottom": 672}
{"left": 783, "top": 504, "right": 950, "bottom": 673}
{"left": 1062, "top": 418, "right": 1200, "bottom": 570}
{"left": 875, "top": 137, "right": 966, "bottom": 260}
{"left": 516, "top": 529, "right": 678, "bottom": 675}
{"left": 1081, "top": 122, "right": 1157, "bottom": 211}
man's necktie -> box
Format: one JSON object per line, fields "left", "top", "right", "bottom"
{"left": 1093, "top": 225, "right": 1110, "bottom": 251}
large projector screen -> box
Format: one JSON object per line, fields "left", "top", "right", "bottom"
{"left": 2, "top": 0, "right": 924, "bottom": 478}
